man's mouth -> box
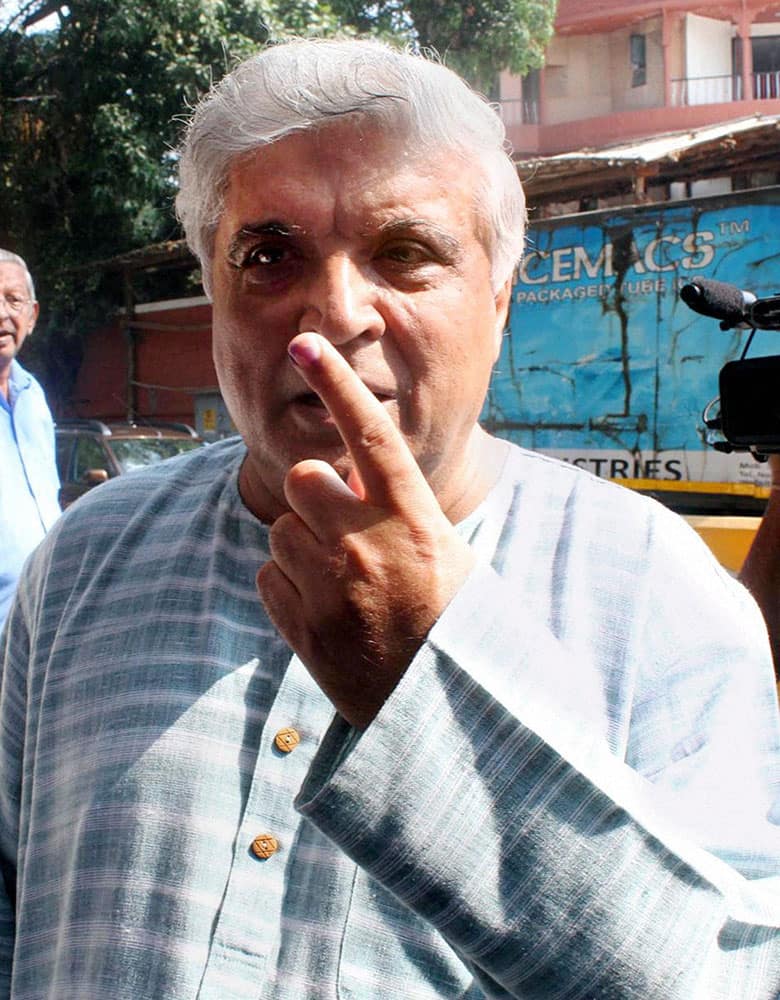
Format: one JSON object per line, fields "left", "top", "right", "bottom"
{"left": 293, "top": 389, "right": 395, "bottom": 409}
{"left": 296, "top": 391, "right": 326, "bottom": 408}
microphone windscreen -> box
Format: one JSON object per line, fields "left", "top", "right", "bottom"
{"left": 679, "top": 278, "right": 746, "bottom": 323}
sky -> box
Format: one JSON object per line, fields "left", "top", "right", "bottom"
{"left": 1, "top": 1, "right": 64, "bottom": 32}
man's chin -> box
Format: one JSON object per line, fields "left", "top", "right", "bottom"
{"left": 238, "top": 437, "right": 353, "bottom": 515}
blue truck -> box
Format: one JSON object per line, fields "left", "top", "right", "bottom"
{"left": 485, "top": 185, "right": 780, "bottom": 518}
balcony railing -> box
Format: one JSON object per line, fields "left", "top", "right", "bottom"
{"left": 497, "top": 97, "right": 540, "bottom": 126}
{"left": 754, "top": 70, "right": 780, "bottom": 99}
{"left": 670, "top": 74, "right": 740, "bottom": 105}
{"left": 497, "top": 72, "right": 780, "bottom": 128}
{"left": 671, "top": 72, "right": 780, "bottom": 106}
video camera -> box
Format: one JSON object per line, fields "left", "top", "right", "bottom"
{"left": 679, "top": 278, "right": 780, "bottom": 460}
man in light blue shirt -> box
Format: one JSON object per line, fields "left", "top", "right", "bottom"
{"left": 1, "top": 40, "right": 778, "bottom": 999}
{"left": 0, "top": 249, "right": 60, "bottom": 624}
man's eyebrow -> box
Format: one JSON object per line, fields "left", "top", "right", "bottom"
{"left": 373, "top": 218, "right": 463, "bottom": 255}
{"left": 226, "top": 221, "right": 303, "bottom": 259}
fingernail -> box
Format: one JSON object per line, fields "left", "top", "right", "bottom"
{"left": 346, "top": 467, "right": 366, "bottom": 500}
{"left": 288, "top": 334, "right": 321, "bottom": 367}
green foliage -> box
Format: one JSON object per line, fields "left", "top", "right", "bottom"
{"left": 3, "top": 2, "right": 271, "bottom": 262}
{"left": 329, "top": 0, "right": 558, "bottom": 88}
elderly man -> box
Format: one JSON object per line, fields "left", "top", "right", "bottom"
{"left": 0, "top": 249, "right": 59, "bottom": 626}
{"left": 1, "top": 39, "right": 778, "bottom": 1000}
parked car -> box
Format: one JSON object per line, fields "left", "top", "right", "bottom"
{"left": 55, "top": 419, "right": 204, "bottom": 508}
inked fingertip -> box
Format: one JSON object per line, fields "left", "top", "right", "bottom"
{"left": 288, "top": 334, "right": 322, "bottom": 367}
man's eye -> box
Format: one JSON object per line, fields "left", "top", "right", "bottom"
{"left": 381, "top": 243, "right": 431, "bottom": 266}
{"left": 245, "top": 244, "right": 289, "bottom": 267}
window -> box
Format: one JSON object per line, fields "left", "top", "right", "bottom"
{"left": 74, "top": 437, "right": 109, "bottom": 480}
{"left": 752, "top": 35, "right": 780, "bottom": 99}
{"left": 630, "top": 34, "right": 646, "bottom": 88}
{"left": 522, "top": 68, "right": 540, "bottom": 123}
{"left": 110, "top": 438, "right": 201, "bottom": 473}
{"left": 55, "top": 435, "right": 74, "bottom": 481}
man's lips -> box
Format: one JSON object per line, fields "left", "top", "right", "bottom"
{"left": 291, "top": 389, "right": 395, "bottom": 408}
{"left": 294, "top": 391, "right": 326, "bottom": 408}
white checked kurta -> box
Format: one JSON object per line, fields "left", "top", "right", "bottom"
{"left": 1, "top": 437, "right": 778, "bottom": 998}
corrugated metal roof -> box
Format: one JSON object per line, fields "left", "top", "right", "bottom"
{"left": 515, "top": 114, "right": 780, "bottom": 173}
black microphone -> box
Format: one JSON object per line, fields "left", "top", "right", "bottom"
{"left": 679, "top": 278, "right": 756, "bottom": 327}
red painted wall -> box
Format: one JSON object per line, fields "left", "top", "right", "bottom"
{"left": 507, "top": 98, "right": 780, "bottom": 155}
{"left": 68, "top": 299, "right": 216, "bottom": 426}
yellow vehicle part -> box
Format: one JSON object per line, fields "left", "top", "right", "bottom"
{"left": 614, "top": 479, "right": 769, "bottom": 574}
{"left": 682, "top": 515, "right": 763, "bottom": 573}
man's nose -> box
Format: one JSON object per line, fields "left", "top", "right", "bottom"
{"left": 299, "top": 255, "right": 385, "bottom": 344}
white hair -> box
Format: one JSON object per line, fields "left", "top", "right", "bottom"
{"left": 175, "top": 37, "right": 526, "bottom": 294}
{"left": 0, "top": 248, "right": 36, "bottom": 301}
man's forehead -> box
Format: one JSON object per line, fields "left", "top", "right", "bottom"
{"left": 220, "top": 133, "right": 481, "bottom": 234}
{"left": 0, "top": 262, "right": 28, "bottom": 290}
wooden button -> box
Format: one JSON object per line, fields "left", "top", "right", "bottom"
{"left": 274, "top": 727, "right": 301, "bottom": 753}
{"left": 251, "top": 834, "right": 278, "bottom": 859}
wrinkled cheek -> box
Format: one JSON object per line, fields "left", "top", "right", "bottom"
{"left": 395, "top": 385, "right": 424, "bottom": 442}
{"left": 213, "top": 340, "right": 242, "bottom": 412}
{"left": 213, "top": 328, "right": 262, "bottom": 432}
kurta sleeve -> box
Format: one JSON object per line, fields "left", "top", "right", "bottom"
{"left": 0, "top": 598, "right": 30, "bottom": 999}
{"left": 297, "top": 511, "right": 780, "bottom": 999}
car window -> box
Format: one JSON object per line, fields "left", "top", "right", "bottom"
{"left": 74, "top": 437, "right": 110, "bottom": 479}
{"left": 55, "top": 435, "right": 75, "bottom": 481}
{"left": 109, "top": 438, "right": 201, "bottom": 473}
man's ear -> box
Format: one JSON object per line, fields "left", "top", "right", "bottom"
{"left": 28, "top": 301, "right": 39, "bottom": 335}
{"left": 492, "top": 277, "right": 512, "bottom": 361}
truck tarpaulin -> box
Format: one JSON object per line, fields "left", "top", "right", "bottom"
{"left": 485, "top": 186, "right": 780, "bottom": 495}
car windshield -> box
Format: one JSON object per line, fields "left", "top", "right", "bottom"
{"left": 109, "top": 438, "right": 202, "bottom": 473}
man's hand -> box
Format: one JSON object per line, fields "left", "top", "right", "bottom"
{"left": 256, "top": 333, "right": 476, "bottom": 730}
{"left": 769, "top": 453, "right": 780, "bottom": 488}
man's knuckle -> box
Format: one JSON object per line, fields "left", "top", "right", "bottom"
{"left": 356, "top": 414, "right": 395, "bottom": 454}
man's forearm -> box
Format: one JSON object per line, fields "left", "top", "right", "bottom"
{"left": 740, "top": 462, "right": 780, "bottom": 680}
{"left": 299, "top": 635, "right": 780, "bottom": 999}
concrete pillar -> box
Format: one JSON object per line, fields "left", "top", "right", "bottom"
{"left": 662, "top": 9, "right": 675, "bottom": 106}
{"left": 737, "top": 7, "right": 754, "bottom": 101}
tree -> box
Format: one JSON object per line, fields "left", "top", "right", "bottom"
{"left": 329, "top": 0, "right": 557, "bottom": 89}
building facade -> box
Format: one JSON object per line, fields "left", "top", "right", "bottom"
{"left": 501, "top": 0, "right": 780, "bottom": 155}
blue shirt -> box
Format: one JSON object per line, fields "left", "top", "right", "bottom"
{"left": 0, "top": 360, "right": 60, "bottom": 624}
{"left": 1, "top": 438, "right": 778, "bottom": 998}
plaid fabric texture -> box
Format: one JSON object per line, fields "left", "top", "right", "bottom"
{"left": 1, "top": 438, "right": 778, "bottom": 998}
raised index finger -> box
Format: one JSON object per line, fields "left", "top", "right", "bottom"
{"left": 288, "top": 332, "right": 431, "bottom": 509}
